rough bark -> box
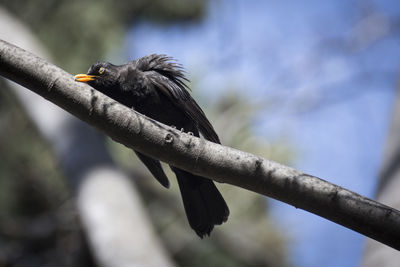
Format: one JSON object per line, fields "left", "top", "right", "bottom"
{"left": 1, "top": 39, "right": 400, "bottom": 250}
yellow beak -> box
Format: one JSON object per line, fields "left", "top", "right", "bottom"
{"left": 74, "top": 74, "right": 97, "bottom": 82}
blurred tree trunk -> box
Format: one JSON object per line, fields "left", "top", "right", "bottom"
{"left": 362, "top": 85, "right": 400, "bottom": 265}
{"left": 0, "top": 8, "right": 175, "bottom": 267}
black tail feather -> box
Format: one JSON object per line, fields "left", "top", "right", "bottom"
{"left": 135, "top": 151, "right": 170, "bottom": 188}
{"left": 172, "top": 167, "right": 229, "bottom": 237}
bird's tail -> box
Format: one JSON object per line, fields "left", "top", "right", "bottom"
{"left": 171, "top": 167, "right": 229, "bottom": 238}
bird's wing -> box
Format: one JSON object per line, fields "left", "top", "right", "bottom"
{"left": 182, "top": 97, "right": 221, "bottom": 144}
{"left": 150, "top": 73, "right": 220, "bottom": 143}
{"left": 134, "top": 151, "right": 170, "bottom": 188}
{"left": 138, "top": 55, "right": 220, "bottom": 144}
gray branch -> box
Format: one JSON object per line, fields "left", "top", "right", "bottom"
{"left": 1, "top": 39, "right": 399, "bottom": 250}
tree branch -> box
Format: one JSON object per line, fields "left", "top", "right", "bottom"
{"left": 1, "top": 39, "right": 399, "bottom": 250}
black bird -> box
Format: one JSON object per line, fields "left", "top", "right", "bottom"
{"left": 74, "top": 54, "right": 229, "bottom": 237}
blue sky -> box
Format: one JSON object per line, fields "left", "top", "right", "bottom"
{"left": 124, "top": 0, "right": 400, "bottom": 266}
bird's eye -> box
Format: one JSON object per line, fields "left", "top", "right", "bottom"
{"left": 98, "top": 67, "right": 105, "bottom": 74}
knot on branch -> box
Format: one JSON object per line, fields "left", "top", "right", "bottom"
{"left": 164, "top": 133, "right": 174, "bottom": 144}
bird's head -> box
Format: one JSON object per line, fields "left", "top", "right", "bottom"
{"left": 74, "top": 62, "right": 120, "bottom": 91}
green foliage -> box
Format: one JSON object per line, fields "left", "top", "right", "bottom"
{"left": 0, "top": 83, "right": 67, "bottom": 217}
{"left": 0, "top": 82, "right": 92, "bottom": 266}
{"left": 0, "top": 0, "right": 207, "bottom": 72}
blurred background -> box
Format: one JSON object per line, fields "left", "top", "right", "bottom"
{"left": 1, "top": 0, "right": 400, "bottom": 266}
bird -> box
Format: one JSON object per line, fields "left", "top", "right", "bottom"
{"left": 74, "top": 54, "right": 229, "bottom": 237}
